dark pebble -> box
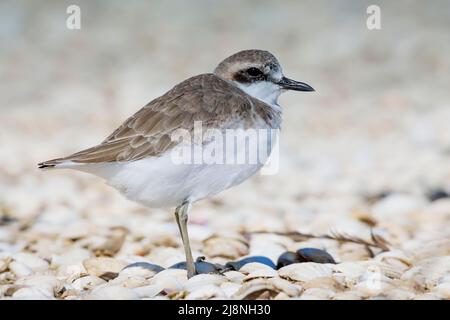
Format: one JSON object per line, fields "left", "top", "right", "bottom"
{"left": 276, "top": 251, "right": 306, "bottom": 269}
{"left": 297, "top": 248, "right": 336, "bottom": 264}
{"left": 225, "top": 256, "right": 276, "bottom": 271}
{"left": 427, "top": 189, "right": 450, "bottom": 202}
{"left": 123, "top": 262, "right": 165, "bottom": 273}
{"left": 169, "top": 257, "right": 225, "bottom": 274}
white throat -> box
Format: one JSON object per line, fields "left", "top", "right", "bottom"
{"left": 236, "top": 81, "right": 282, "bottom": 110}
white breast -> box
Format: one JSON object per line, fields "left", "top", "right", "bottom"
{"left": 236, "top": 81, "right": 282, "bottom": 112}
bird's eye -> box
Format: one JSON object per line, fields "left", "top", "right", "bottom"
{"left": 246, "top": 67, "right": 262, "bottom": 77}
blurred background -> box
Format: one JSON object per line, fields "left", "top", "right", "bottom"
{"left": 0, "top": 0, "right": 449, "bottom": 298}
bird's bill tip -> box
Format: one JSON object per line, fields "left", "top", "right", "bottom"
{"left": 278, "top": 77, "right": 315, "bottom": 92}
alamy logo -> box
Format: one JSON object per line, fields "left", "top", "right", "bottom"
{"left": 366, "top": 5, "right": 381, "bottom": 30}
{"left": 66, "top": 5, "right": 81, "bottom": 30}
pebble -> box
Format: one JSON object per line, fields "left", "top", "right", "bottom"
{"left": 170, "top": 258, "right": 224, "bottom": 274}
{"left": 276, "top": 251, "right": 303, "bottom": 269}
{"left": 297, "top": 248, "right": 336, "bottom": 264}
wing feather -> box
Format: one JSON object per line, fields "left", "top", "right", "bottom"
{"left": 42, "top": 73, "right": 278, "bottom": 166}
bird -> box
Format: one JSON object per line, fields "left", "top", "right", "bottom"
{"left": 38, "top": 49, "right": 314, "bottom": 278}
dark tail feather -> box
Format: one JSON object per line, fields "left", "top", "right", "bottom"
{"left": 38, "top": 158, "right": 65, "bottom": 169}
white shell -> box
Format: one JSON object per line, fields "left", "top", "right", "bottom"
{"left": 9, "top": 261, "right": 33, "bottom": 277}
{"left": 85, "top": 285, "right": 140, "bottom": 300}
{"left": 239, "top": 262, "right": 276, "bottom": 275}
{"left": 223, "top": 270, "right": 246, "bottom": 283}
{"left": 202, "top": 235, "right": 249, "bottom": 259}
{"left": 243, "top": 267, "right": 278, "bottom": 281}
{"left": 133, "top": 284, "right": 164, "bottom": 298}
{"left": 300, "top": 288, "right": 335, "bottom": 300}
{"left": 82, "top": 257, "right": 127, "bottom": 277}
{"left": 220, "top": 282, "right": 242, "bottom": 298}
{"left": 278, "top": 263, "right": 334, "bottom": 282}
{"left": 185, "top": 284, "right": 226, "bottom": 300}
{"left": 148, "top": 269, "right": 188, "bottom": 293}
{"left": 13, "top": 253, "right": 49, "bottom": 272}
{"left": 71, "top": 275, "right": 106, "bottom": 291}
{"left": 185, "top": 274, "right": 227, "bottom": 292}
{"left": 12, "top": 287, "right": 55, "bottom": 300}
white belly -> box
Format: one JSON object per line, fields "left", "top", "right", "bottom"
{"left": 75, "top": 127, "right": 278, "bottom": 208}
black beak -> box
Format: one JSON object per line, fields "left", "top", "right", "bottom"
{"left": 278, "top": 77, "right": 315, "bottom": 92}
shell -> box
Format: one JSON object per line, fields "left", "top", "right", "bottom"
{"left": 232, "top": 279, "right": 279, "bottom": 300}
{"left": 185, "top": 284, "right": 226, "bottom": 299}
{"left": 12, "top": 287, "right": 55, "bottom": 300}
{"left": 85, "top": 285, "right": 139, "bottom": 300}
{"left": 332, "top": 261, "right": 367, "bottom": 287}
{"left": 413, "top": 293, "right": 441, "bottom": 300}
{"left": 374, "top": 250, "right": 412, "bottom": 272}
{"left": 239, "top": 262, "right": 276, "bottom": 275}
{"left": 0, "top": 257, "right": 11, "bottom": 273}
{"left": 432, "top": 282, "right": 450, "bottom": 299}
{"left": 82, "top": 257, "right": 127, "bottom": 278}
{"left": 202, "top": 235, "right": 249, "bottom": 259}
{"left": 302, "top": 277, "right": 343, "bottom": 291}
{"left": 108, "top": 274, "right": 149, "bottom": 288}
{"left": 133, "top": 284, "right": 164, "bottom": 298}
{"left": 51, "top": 248, "right": 92, "bottom": 268}
{"left": 9, "top": 261, "right": 32, "bottom": 277}
{"left": 222, "top": 271, "right": 246, "bottom": 283}
{"left": 220, "top": 282, "right": 242, "bottom": 298}
{"left": 401, "top": 256, "right": 450, "bottom": 290}
{"left": 185, "top": 274, "right": 227, "bottom": 292}
{"left": 270, "top": 278, "right": 303, "bottom": 297}
{"left": 278, "top": 263, "right": 334, "bottom": 282}
{"left": 148, "top": 269, "right": 188, "bottom": 293}
{"left": 71, "top": 275, "right": 106, "bottom": 291}
{"left": 12, "top": 253, "right": 49, "bottom": 272}
{"left": 243, "top": 267, "right": 278, "bottom": 281}
{"left": 332, "top": 292, "right": 364, "bottom": 300}
{"left": 300, "top": 288, "right": 335, "bottom": 300}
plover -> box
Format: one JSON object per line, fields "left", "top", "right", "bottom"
{"left": 38, "top": 50, "right": 314, "bottom": 278}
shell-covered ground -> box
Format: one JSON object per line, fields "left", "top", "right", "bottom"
{"left": 1, "top": 1, "right": 450, "bottom": 299}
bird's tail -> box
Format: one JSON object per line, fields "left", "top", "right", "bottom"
{"left": 38, "top": 158, "right": 68, "bottom": 169}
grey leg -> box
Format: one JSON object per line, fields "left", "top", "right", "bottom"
{"left": 174, "top": 201, "right": 196, "bottom": 278}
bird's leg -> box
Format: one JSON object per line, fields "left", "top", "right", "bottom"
{"left": 174, "top": 201, "right": 196, "bottom": 278}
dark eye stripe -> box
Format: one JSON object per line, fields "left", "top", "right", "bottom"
{"left": 246, "top": 67, "right": 263, "bottom": 76}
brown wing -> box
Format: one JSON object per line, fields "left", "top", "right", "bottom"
{"left": 40, "top": 74, "right": 277, "bottom": 166}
